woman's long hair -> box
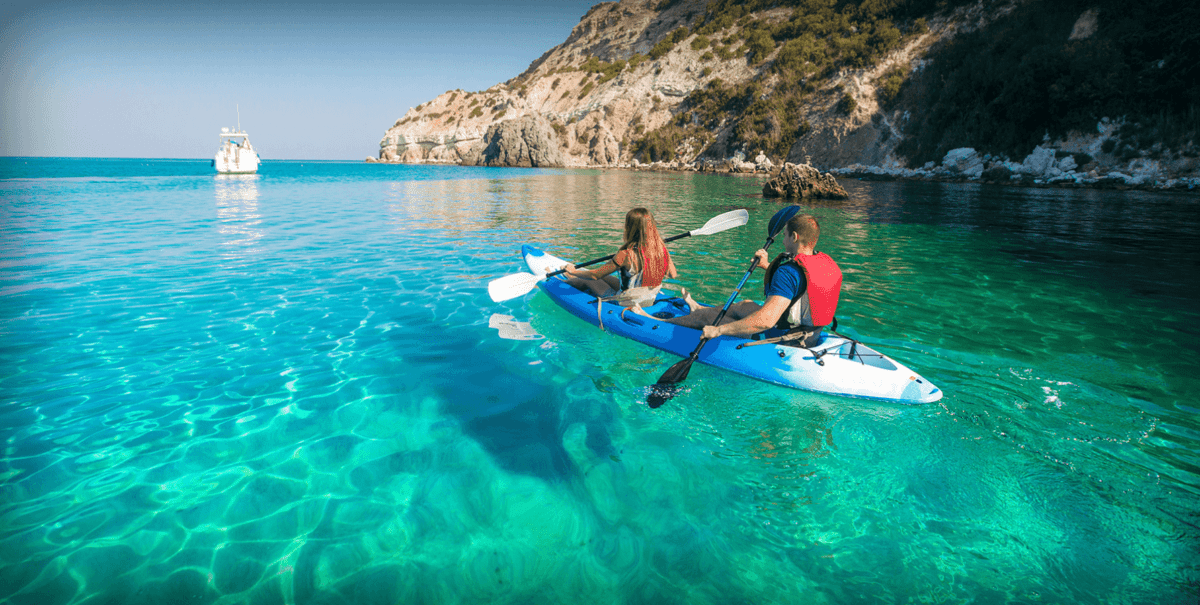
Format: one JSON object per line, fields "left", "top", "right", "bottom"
{"left": 621, "top": 208, "right": 667, "bottom": 285}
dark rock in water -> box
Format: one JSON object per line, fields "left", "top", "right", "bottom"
{"left": 982, "top": 165, "right": 1013, "bottom": 182}
{"left": 463, "top": 114, "right": 566, "bottom": 168}
{"left": 763, "top": 162, "right": 848, "bottom": 199}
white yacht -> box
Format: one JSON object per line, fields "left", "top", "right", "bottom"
{"left": 213, "top": 112, "right": 259, "bottom": 174}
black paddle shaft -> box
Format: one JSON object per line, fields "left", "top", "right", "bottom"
{"left": 647, "top": 203, "right": 801, "bottom": 408}
{"left": 677, "top": 238, "right": 775, "bottom": 366}
{"left": 647, "top": 233, "right": 784, "bottom": 407}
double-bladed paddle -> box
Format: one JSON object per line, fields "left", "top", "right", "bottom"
{"left": 487, "top": 209, "right": 749, "bottom": 302}
{"left": 646, "top": 204, "right": 802, "bottom": 408}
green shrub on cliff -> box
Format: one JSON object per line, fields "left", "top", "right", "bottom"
{"left": 649, "top": 40, "right": 671, "bottom": 60}
{"left": 745, "top": 29, "right": 775, "bottom": 64}
{"left": 877, "top": 64, "right": 908, "bottom": 107}
{"left": 650, "top": 27, "right": 690, "bottom": 59}
{"left": 581, "top": 56, "right": 627, "bottom": 84}
{"left": 696, "top": 14, "right": 734, "bottom": 36}
{"left": 632, "top": 125, "right": 688, "bottom": 163}
{"left": 632, "top": 0, "right": 961, "bottom": 162}
{"left": 837, "top": 92, "right": 856, "bottom": 114}
{"left": 681, "top": 78, "right": 763, "bottom": 130}
{"left": 715, "top": 44, "right": 739, "bottom": 61}
{"left": 774, "top": 34, "right": 825, "bottom": 74}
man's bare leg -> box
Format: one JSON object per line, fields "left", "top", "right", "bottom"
{"left": 633, "top": 300, "right": 761, "bottom": 328}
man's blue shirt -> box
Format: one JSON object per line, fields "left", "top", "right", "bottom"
{"left": 765, "top": 262, "right": 805, "bottom": 300}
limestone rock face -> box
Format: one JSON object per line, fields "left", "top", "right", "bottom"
{"left": 375, "top": 0, "right": 753, "bottom": 167}
{"left": 587, "top": 124, "right": 621, "bottom": 166}
{"left": 464, "top": 115, "right": 566, "bottom": 168}
{"left": 943, "top": 148, "right": 984, "bottom": 177}
{"left": 1069, "top": 8, "right": 1100, "bottom": 41}
{"left": 1021, "top": 146, "right": 1057, "bottom": 175}
{"left": 755, "top": 153, "right": 775, "bottom": 172}
{"left": 763, "top": 163, "right": 849, "bottom": 199}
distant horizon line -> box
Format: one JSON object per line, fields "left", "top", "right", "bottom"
{"left": 1, "top": 156, "right": 379, "bottom": 162}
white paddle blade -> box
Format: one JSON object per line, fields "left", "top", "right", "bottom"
{"left": 689, "top": 209, "right": 749, "bottom": 236}
{"left": 488, "top": 272, "right": 543, "bottom": 302}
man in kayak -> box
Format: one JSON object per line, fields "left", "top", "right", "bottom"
{"left": 635, "top": 213, "right": 841, "bottom": 348}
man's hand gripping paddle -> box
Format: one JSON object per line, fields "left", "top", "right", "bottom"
{"left": 646, "top": 205, "right": 802, "bottom": 408}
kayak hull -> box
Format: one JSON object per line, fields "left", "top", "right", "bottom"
{"left": 522, "top": 245, "right": 942, "bottom": 404}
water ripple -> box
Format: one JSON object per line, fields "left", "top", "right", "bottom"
{"left": 0, "top": 161, "right": 1196, "bottom": 603}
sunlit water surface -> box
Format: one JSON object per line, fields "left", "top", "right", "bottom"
{"left": 1, "top": 158, "right": 1197, "bottom": 604}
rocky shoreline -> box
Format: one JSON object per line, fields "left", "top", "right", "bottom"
{"left": 831, "top": 144, "right": 1200, "bottom": 194}
{"left": 366, "top": 152, "right": 1199, "bottom": 195}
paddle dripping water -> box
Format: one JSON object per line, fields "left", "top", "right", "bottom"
{"left": 1, "top": 158, "right": 1197, "bottom": 604}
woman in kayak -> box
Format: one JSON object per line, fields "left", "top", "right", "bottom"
{"left": 560, "top": 207, "right": 679, "bottom": 307}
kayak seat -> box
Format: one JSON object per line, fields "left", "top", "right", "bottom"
{"left": 665, "top": 297, "right": 690, "bottom": 309}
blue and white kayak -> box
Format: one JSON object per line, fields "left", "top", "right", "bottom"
{"left": 522, "top": 245, "right": 943, "bottom": 404}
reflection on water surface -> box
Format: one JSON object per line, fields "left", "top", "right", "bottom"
{"left": 0, "top": 159, "right": 1196, "bottom": 604}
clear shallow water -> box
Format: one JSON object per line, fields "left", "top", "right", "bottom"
{"left": 1, "top": 158, "right": 1197, "bottom": 604}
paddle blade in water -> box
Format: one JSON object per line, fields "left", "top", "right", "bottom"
{"left": 647, "top": 356, "right": 694, "bottom": 407}
{"left": 646, "top": 384, "right": 680, "bottom": 408}
{"left": 487, "top": 272, "right": 542, "bottom": 302}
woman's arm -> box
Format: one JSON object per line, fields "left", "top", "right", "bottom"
{"left": 563, "top": 258, "right": 620, "bottom": 280}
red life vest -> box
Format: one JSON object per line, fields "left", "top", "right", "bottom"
{"left": 763, "top": 251, "right": 842, "bottom": 328}
{"left": 617, "top": 244, "right": 670, "bottom": 290}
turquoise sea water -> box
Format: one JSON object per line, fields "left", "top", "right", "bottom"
{"left": 1, "top": 157, "right": 1197, "bottom": 604}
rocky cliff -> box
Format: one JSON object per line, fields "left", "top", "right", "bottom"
{"left": 373, "top": 0, "right": 1198, "bottom": 189}
{"left": 377, "top": 0, "right": 728, "bottom": 167}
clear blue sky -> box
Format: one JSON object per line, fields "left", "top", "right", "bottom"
{"left": 1, "top": 0, "right": 599, "bottom": 160}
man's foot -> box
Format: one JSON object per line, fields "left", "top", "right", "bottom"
{"left": 681, "top": 288, "right": 701, "bottom": 313}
